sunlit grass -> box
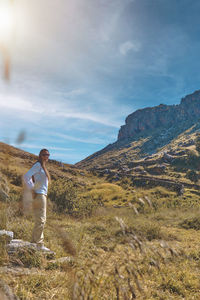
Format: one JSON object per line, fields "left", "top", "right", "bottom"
{"left": 1, "top": 141, "right": 200, "bottom": 299}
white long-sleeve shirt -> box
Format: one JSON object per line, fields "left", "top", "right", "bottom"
{"left": 23, "top": 162, "right": 48, "bottom": 195}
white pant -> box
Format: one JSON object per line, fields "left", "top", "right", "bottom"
{"left": 31, "top": 194, "right": 46, "bottom": 246}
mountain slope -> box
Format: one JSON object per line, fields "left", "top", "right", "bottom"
{"left": 76, "top": 90, "right": 200, "bottom": 170}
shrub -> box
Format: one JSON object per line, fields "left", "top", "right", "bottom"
{"left": 73, "top": 195, "right": 102, "bottom": 218}
{"left": 160, "top": 279, "right": 185, "bottom": 296}
{"left": 48, "top": 179, "right": 78, "bottom": 213}
{"left": 13, "top": 247, "right": 42, "bottom": 268}
{"left": 186, "top": 150, "right": 198, "bottom": 164}
{"left": 48, "top": 179, "right": 101, "bottom": 217}
{"left": 9, "top": 188, "right": 22, "bottom": 202}
{"left": 140, "top": 223, "right": 163, "bottom": 241}
{"left": 186, "top": 170, "right": 199, "bottom": 183}
{"left": 179, "top": 217, "right": 200, "bottom": 230}
{"left": 172, "top": 150, "right": 200, "bottom": 171}
{"left": 1, "top": 168, "right": 22, "bottom": 187}
{"left": 10, "top": 173, "right": 22, "bottom": 186}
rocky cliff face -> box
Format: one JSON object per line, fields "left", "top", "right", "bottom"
{"left": 76, "top": 90, "right": 200, "bottom": 169}
{"left": 118, "top": 90, "right": 200, "bottom": 141}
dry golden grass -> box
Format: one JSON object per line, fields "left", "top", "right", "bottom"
{"left": 1, "top": 142, "right": 200, "bottom": 299}
{"left": 80, "top": 182, "right": 131, "bottom": 206}
{"left": 1, "top": 200, "right": 200, "bottom": 299}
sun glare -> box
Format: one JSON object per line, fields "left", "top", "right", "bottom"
{"left": 0, "top": 2, "right": 14, "bottom": 42}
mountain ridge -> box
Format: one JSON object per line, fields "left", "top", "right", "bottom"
{"left": 76, "top": 90, "right": 200, "bottom": 169}
{"left": 118, "top": 90, "right": 200, "bottom": 140}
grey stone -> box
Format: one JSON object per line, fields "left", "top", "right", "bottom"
{"left": 121, "top": 167, "right": 130, "bottom": 173}
{"left": 7, "top": 240, "right": 37, "bottom": 254}
{"left": 103, "top": 169, "right": 110, "bottom": 174}
{"left": 7, "top": 240, "right": 55, "bottom": 258}
{"left": 0, "top": 231, "right": 14, "bottom": 243}
{"left": 163, "top": 152, "right": 174, "bottom": 162}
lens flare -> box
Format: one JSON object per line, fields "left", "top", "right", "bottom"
{"left": 0, "top": 1, "right": 14, "bottom": 42}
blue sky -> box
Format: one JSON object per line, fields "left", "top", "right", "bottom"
{"left": 0, "top": 0, "right": 200, "bottom": 163}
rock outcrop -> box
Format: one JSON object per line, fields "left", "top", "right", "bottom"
{"left": 0, "top": 230, "right": 55, "bottom": 258}
{"left": 76, "top": 90, "right": 200, "bottom": 170}
{"left": 0, "top": 231, "right": 14, "bottom": 243}
{"left": 118, "top": 90, "right": 200, "bottom": 141}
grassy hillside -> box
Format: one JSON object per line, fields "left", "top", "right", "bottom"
{"left": 76, "top": 123, "right": 200, "bottom": 172}
{"left": 76, "top": 125, "right": 200, "bottom": 196}
{"left": 1, "top": 142, "right": 200, "bottom": 299}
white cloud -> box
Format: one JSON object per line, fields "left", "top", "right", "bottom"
{"left": 51, "top": 132, "right": 106, "bottom": 145}
{"left": 0, "top": 95, "right": 40, "bottom": 113}
{"left": 12, "top": 143, "right": 72, "bottom": 151}
{"left": 56, "top": 111, "right": 120, "bottom": 128}
{"left": 0, "top": 91, "right": 122, "bottom": 128}
{"left": 55, "top": 88, "right": 87, "bottom": 99}
{"left": 119, "top": 41, "right": 141, "bottom": 55}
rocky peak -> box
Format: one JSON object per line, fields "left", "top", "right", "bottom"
{"left": 180, "top": 90, "right": 200, "bottom": 106}
{"left": 118, "top": 90, "right": 200, "bottom": 141}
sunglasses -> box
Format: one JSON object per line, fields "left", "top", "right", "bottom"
{"left": 42, "top": 154, "right": 50, "bottom": 157}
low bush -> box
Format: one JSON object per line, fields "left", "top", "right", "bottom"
{"left": 13, "top": 247, "right": 43, "bottom": 268}
{"left": 138, "top": 222, "right": 163, "bottom": 241}
{"left": 48, "top": 179, "right": 102, "bottom": 217}
{"left": 179, "top": 217, "right": 200, "bottom": 230}
{"left": 48, "top": 179, "right": 78, "bottom": 213}
{"left": 172, "top": 150, "right": 200, "bottom": 171}
{"left": 186, "top": 170, "right": 199, "bottom": 183}
{"left": 1, "top": 168, "right": 22, "bottom": 187}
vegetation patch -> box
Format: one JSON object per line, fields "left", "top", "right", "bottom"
{"left": 80, "top": 182, "right": 129, "bottom": 206}
{"left": 48, "top": 179, "right": 102, "bottom": 217}
{"left": 1, "top": 141, "right": 200, "bottom": 299}
{"left": 10, "top": 247, "right": 43, "bottom": 268}
{"left": 179, "top": 217, "right": 200, "bottom": 230}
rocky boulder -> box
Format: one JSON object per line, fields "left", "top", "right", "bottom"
{"left": 162, "top": 152, "right": 175, "bottom": 163}
{"left": 0, "top": 230, "right": 55, "bottom": 258}
{"left": 0, "top": 231, "right": 14, "bottom": 243}
{"left": 133, "top": 166, "right": 147, "bottom": 175}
